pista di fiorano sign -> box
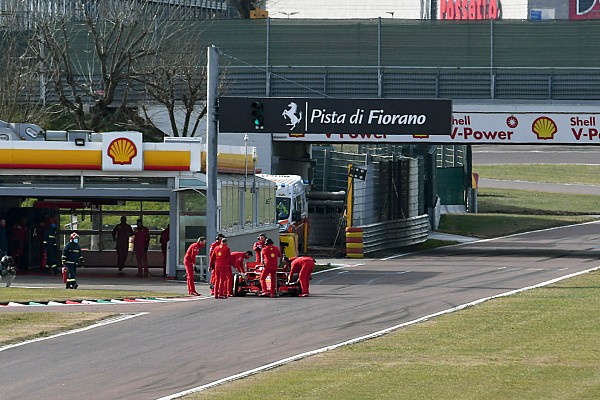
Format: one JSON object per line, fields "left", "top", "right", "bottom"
{"left": 218, "top": 97, "right": 452, "bottom": 136}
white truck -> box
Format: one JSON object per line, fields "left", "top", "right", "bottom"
{"left": 257, "top": 174, "right": 310, "bottom": 256}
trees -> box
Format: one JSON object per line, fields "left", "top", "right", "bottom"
{"left": 141, "top": 27, "right": 208, "bottom": 138}
{"left": 230, "top": 0, "right": 254, "bottom": 19}
{"left": 0, "top": 18, "right": 52, "bottom": 125}
{"left": 24, "top": 1, "right": 209, "bottom": 139}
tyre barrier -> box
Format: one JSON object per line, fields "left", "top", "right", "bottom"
{"left": 345, "top": 227, "right": 364, "bottom": 259}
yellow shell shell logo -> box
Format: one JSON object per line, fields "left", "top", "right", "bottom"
{"left": 107, "top": 138, "right": 137, "bottom": 165}
{"left": 531, "top": 117, "right": 557, "bottom": 140}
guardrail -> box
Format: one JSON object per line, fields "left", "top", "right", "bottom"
{"left": 359, "top": 215, "right": 430, "bottom": 256}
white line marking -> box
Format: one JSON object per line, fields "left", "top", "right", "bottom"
{"left": 312, "top": 263, "right": 361, "bottom": 275}
{"left": 0, "top": 312, "right": 148, "bottom": 353}
{"left": 156, "top": 265, "right": 600, "bottom": 400}
{"left": 381, "top": 220, "right": 600, "bottom": 261}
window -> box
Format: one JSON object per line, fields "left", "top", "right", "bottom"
{"left": 276, "top": 197, "right": 291, "bottom": 220}
{"left": 258, "top": 187, "right": 276, "bottom": 226}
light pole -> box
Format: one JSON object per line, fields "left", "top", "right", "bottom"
{"left": 279, "top": 11, "right": 299, "bottom": 19}
{"left": 244, "top": 133, "right": 248, "bottom": 192}
{"left": 386, "top": 11, "right": 394, "bottom": 18}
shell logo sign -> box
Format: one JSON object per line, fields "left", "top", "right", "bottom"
{"left": 102, "top": 131, "right": 143, "bottom": 171}
{"left": 107, "top": 137, "right": 137, "bottom": 165}
{"left": 531, "top": 117, "right": 558, "bottom": 140}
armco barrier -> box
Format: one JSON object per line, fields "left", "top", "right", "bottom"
{"left": 345, "top": 227, "right": 364, "bottom": 259}
{"left": 359, "top": 215, "right": 430, "bottom": 256}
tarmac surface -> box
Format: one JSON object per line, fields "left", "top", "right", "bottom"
{"left": 6, "top": 233, "right": 477, "bottom": 295}
{"left": 4, "top": 224, "right": 599, "bottom": 400}
{"left": 7, "top": 256, "right": 357, "bottom": 295}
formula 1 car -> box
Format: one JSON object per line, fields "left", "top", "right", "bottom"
{"left": 232, "top": 263, "right": 301, "bottom": 297}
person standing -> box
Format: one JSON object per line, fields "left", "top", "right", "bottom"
{"left": 213, "top": 238, "right": 233, "bottom": 299}
{"left": 208, "top": 234, "right": 225, "bottom": 295}
{"left": 62, "top": 232, "right": 84, "bottom": 289}
{"left": 0, "top": 218, "right": 8, "bottom": 258}
{"left": 159, "top": 224, "right": 170, "bottom": 277}
{"left": 260, "top": 238, "right": 281, "bottom": 297}
{"left": 183, "top": 236, "right": 206, "bottom": 296}
{"left": 253, "top": 233, "right": 267, "bottom": 264}
{"left": 288, "top": 256, "right": 315, "bottom": 297}
{"left": 10, "top": 218, "right": 28, "bottom": 270}
{"left": 112, "top": 216, "right": 133, "bottom": 272}
{"left": 43, "top": 218, "right": 60, "bottom": 275}
{"left": 133, "top": 219, "right": 150, "bottom": 277}
{"left": 35, "top": 218, "right": 48, "bottom": 268}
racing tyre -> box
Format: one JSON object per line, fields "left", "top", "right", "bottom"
{"left": 232, "top": 273, "right": 247, "bottom": 297}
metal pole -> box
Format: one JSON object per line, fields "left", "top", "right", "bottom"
{"left": 266, "top": 17, "right": 271, "bottom": 97}
{"left": 377, "top": 17, "right": 382, "bottom": 98}
{"left": 206, "top": 45, "right": 219, "bottom": 255}
{"left": 490, "top": 18, "right": 494, "bottom": 99}
{"left": 347, "top": 164, "right": 353, "bottom": 229}
{"left": 244, "top": 133, "right": 248, "bottom": 192}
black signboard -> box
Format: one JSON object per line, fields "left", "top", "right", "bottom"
{"left": 218, "top": 97, "right": 452, "bottom": 135}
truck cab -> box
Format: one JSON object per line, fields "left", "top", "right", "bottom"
{"left": 258, "top": 174, "right": 310, "bottom": 255}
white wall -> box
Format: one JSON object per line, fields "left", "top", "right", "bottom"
{"left": 266, "top": 0, "right": 530, "bottom": 20}
{"left": 267, "top": 0, "right": 426, "bottom": 19}
{"left": 141, "top": 104, "right": 206, "bottom": 138}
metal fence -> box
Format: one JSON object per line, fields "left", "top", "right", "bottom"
{"left": 221, "top": 66, "right": 600, "bottom": 100}
{"left": 312, "top": 146, "right": 422, "bottom": 225}
{"left": 7, "top": 17, "right": 600, "bottom": 104}
{"left": 361, "top": 215, "right": 430, "bottom": 255}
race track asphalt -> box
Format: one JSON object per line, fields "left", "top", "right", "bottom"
{"left": 3, "top": 222, "right": 600, "bottom": 400}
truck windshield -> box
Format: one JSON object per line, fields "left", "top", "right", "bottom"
{"left": 276, "top": 197, "right": 291, "bottom": 220}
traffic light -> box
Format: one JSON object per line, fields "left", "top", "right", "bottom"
{"left": 251, "top": 100, "right": 264, "bottom": 129}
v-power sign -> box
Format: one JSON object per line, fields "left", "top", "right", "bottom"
{"left": 218, "top": 97, "right": 452, "bottom": 136}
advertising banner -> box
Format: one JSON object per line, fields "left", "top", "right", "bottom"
{"left": 101, "top": 131, "right": 143, "bottom": 171}
{"left": 273, "top": 112, "right": 600, "bottom": 144}
{"left": 439, "top": 0, "right": 500, "bottom": 20}
{"left": 219, "top": 97, "right": 452, "bottom": 136}
{"left": 570, "top": 0, "right": 600, "bottom": 19}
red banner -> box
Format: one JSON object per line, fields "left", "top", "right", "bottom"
{"left": 570, "top": 0, "right": 600, "bottom": 19}
{"left": 439, "top": 0, "right": 500, "bottom": 20}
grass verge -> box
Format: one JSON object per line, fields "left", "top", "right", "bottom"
{"left": 477, "top": 188, "right": 600, "bottom": 215}
{"left": 474, "top": 164, "right": 600, "bottom": 186}
{"left": 0, "top": 288, "right": 186, "bottom": 304}
{"left": 0, "top": 288, "right": 187, "bottom": 347}
{"left": 188, "top": 270, "right": 600, "bottom": 400}
{"left": 0, "top": 312, "right": 116, "bottom": 345}
{"left": 437, "top": 213, "right": 595, "bottom": 239}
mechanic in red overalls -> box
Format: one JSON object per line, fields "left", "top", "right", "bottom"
{"left": 213, "top": 237, "right": 233, "bottom": 299}
{"left": 288, "top": 256, "right": 315, "bottom": 297}
{"left": 133, "top": 219, "right": 150, "bottom": 277}
{"left": 183, "top": 236, "right": 206, "bottom": 296}
{"left": 260, "top": 238, "right": 281, "bottom": 297}
{"left": 231, "top": 250, "right": 253, "bottom": 274}
{"left": 208, "top": 234, "right": 225, "bottom": 295}
{"left": 252, "top": 233, "right": 267, "bottom": 264}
